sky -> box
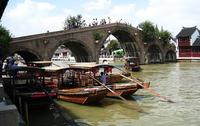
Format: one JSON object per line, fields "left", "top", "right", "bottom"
{"left": 1, "top": 0, "right": 200, "bottom": 37}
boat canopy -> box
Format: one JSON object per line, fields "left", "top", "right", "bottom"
{"left": 28, "top": 61, "right": 52, "bottom": 67}
{"left": 68, "top": 62, "right": 115, "bottom": 69}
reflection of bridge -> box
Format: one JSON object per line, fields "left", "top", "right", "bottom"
{"left": 9, "top": 23, "right": 176, "bottom": 64}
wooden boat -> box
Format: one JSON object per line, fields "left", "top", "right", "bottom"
{"left": 28, "top": 61, "right": 52, "bottom": 67}
{"left": 4, "top": 66, "right": 57, "bottom": 101}
{"left": 69, "top": 63, "right": 130, "bottom": 83}
{"left": 68, "top": 63, "right": 148, "bottom": 98}
{"left": 42, "top": 65, "right": 108, "bottom": 104}
{"left": 106, "top": 83, "right": 138, "bottom": 97}
{"left": 124, "top": 57, "right": 141, "bottom": 72}
{"left": 57, "top": 87, "right": 107, "bottom": 104}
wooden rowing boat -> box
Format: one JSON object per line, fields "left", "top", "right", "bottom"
{"left": 124, "top": 57, "right": 141, "bottom": 72}
{"left": 57, "top": 87, "right": 107, "bottom": 104}
{"left": 3, "top": 66, "right": 57, "bottom": 104}
{"left": 68, "top": 63, "right": 148, "bottom": 98}
{"left": 106, "top": 83, "right": 138, "bottom": 97}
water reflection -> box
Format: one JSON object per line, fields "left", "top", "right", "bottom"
{"left": 57, "top": 62, "right": 200, "bottom": 126}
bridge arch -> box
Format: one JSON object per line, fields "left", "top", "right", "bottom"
{"left": 112, "top": 29, "right": 140, "bottom": 57}
{"left": 147, "top": 44, "right": 163, "bottom": 63}
{"left": 52, "top": 38, "right": 94, "bottom": 62}
{"left": 9, "top": 46, "right": 41, "bottom": 63}
{"left": 98, "top": 28, "right": 142, "bottom": 62}
{"left": 165, "top": 50, "right": 176, "bottom": 62}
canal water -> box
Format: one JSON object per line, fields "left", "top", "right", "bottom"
{"left": 55, "top": 62, "right": 200, "bottom": 126}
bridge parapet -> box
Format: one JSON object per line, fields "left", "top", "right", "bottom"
{"left": 12, "top": 23, "right": 139, "bottom": 43}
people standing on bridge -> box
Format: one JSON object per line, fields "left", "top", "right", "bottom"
{"left": 100, "top": 19, "right": 106, "bottom": 25}
{"left": 92, "top": 18, "right": 96, "bottom": 26}
{"left": 95, "top": 18, "right": 98, "bottom": 26}
{"left": 108, "top": 17, "right": 111, "bottom": 24}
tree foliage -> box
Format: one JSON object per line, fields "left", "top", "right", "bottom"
{"left": 159, "top": 30, "right": 171, "bottom": 45}
{"left": 138, "top": 20, "right": 172, "bottom": 45}
{"left": 138, "top": 21, "right": 156, "bottom": 42}
{"left": 93, "top": 30, "right": 103, "bottom": 40}
{"left": 107, "top": 40, "right": 120, "bottom": 54}
{"left": 0, "top": 25, "right": 11, "bottom": 59}
{"left": 64, "top": 14, "right": 86, "bottom": 30}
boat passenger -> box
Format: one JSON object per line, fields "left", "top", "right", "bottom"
{"left": 100, "top": 72, "right": 107, "bottom": 85}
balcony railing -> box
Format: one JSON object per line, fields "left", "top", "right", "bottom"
{"left": 191, "top": 52, "right": 200, "bottom": 57}
{"left": 179, "top": 52, "right": 191, "bottom": 57}
{"left": 178, "top": 41, "right": 190, "bottom": 46}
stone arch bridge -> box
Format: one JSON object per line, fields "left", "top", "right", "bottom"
{"left": 9, "top": 23, "right": 176, "bottom": 64}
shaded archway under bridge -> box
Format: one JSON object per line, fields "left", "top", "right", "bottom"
{"left": 8, "top": 47, "right": 41, "bottom": 64}
{"left": 54, "top": 39, "right": 93, "bottom": 62}
{"left": 165, "top": 50, "right": 176, "bottom": 62}
{"left": 98, "top": 29, "right": 143, "bottom": 64}
{"left": 147, "top": 44, "right": 164, "bottom": 64}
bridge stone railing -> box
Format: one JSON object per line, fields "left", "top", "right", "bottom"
{"left": 11, "top": 23, "right": 138, "bottom": 43}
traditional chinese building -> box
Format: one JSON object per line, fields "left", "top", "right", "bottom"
{"left": 176, "top": 26, "right": 200, "bottom": 60}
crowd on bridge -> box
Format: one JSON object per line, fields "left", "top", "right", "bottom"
{"left": 82, "top": 17, "right": 132, "bottom": 28}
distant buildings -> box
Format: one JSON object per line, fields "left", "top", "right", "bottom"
{"left": 51, "top": 46, "right": 76, "bottom": 65}
{"left": 176, "top": 26, "right": 200, "bottom": 60}
{"left": 52, "top": 46, "right": 73, "bottom": 59}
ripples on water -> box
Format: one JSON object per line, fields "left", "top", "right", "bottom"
{"left": 57, "top": 62, "right": 200, "bottom": 126}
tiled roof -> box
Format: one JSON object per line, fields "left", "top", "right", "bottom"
{"left": 176, "top": 26, "right": 197, "bottom": 38}
{"left": 0, "top": 0, "right": 9, "bottom": 19}
{"left": 193, "top": 38, "right": 200, "bottom": 46}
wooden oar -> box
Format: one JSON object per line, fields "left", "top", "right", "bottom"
{"left": 87, "top": 75, "right": 145, "bottom": 112}
{"left": 88, "top": 75, "right": 127, "bottom": 101}
{"left": 114, "top": 66, "right": 143, "bottom": 82}
{"left": 119, "top": 74, "right": 175, "bottom": 103}
{"left": 112, "top": 66, "right": 174, "bottom": 103}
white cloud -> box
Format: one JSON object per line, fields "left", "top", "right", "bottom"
{"left": 7, "top": 0, "right": 55, "bottom": 19}
{"left": 2, "top": 0, "right": 200, "bottom": 37}
{"left": 82, "top": 0, "right": 112, "bottom": 12}
{"left": 135, "top": 0, "right": 200, "bottom": 35}
{"left": 107, "top": 4, "right": 136, "bottom": 23}
{"left": 2, "top": 0, "right": 71, "bottom": 37}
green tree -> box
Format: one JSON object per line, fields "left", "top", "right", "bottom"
{"left": 0, "top": 25, "right": 11, "bottom": 78}
{"left": 155, "top": 25, "right": 160, "bottom": 38}
{"left": 107, "top": 40, "right": 119, "bottom": 54}
{"left": 159, "top": 29, "right": 171, "bottom": 46}
{"left": 0, "top": 25, "right": 11, "bottom": 59}
{"left": 138, "top": 21, "right": 156, "bottom": 42}
{"left": 64, "top": 14, "right": 86, "bottom": 30}
{"left": 138, "top": 21, "right": 172, "bottom": 45}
